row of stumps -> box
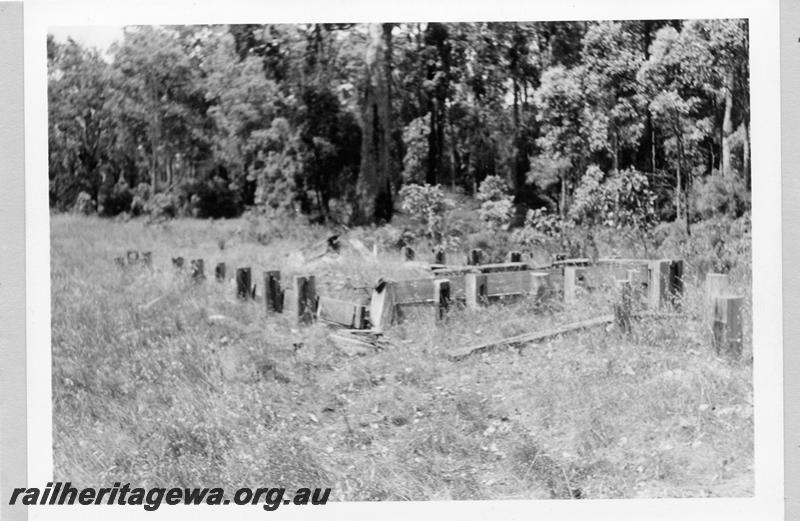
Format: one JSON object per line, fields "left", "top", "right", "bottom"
{"left": 115, "top": 250, "right": 152, "bottom": 268}
{"left": 233, "top": 268, "right": 319, "bottom": 325}
{"left": 407, "top": 247, "right": 524, "bottom": 266}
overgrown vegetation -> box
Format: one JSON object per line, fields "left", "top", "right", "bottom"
{"left": 51, "top": 214, "right": 753, "bottom": 498}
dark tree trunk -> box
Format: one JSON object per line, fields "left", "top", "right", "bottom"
{"left": 356, "top": 23, "right": 394, "bottom": 224}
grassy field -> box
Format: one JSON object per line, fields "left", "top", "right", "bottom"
{"left": 51, "top": 213, "right": 753, "bottom": 499}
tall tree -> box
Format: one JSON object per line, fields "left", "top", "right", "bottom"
{"left": 356, "top": 23, "right": 395, "bottom": 223}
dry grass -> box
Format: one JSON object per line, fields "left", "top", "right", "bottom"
{"left": 51, "top": 213, "right": 753, "bottom": 499}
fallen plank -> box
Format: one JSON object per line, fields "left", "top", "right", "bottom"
{"left": 317, "top": 295, "right": 367, "bottom": 328}
{"left": 448, "top": 311, "right": 685, "bottom": 361}
{"left": 448, "top": 314, "right": 615, "bottom": 361}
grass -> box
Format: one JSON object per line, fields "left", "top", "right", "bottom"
{"left": 51, "top": 213, "right": 753, "bottom": 499}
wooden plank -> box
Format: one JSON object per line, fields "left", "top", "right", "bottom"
{"left": 449, "top": 314, "right": 615, "bottom": 361}
{"left": 507, "top": 251, "right": 522, "bottom": 263}
{"left": 712, "top": 295, "right": 744, "bottom": 359}
{"left": 264, "top": 270, "right": 282, "bottom": 313}
{"left": 467, "top": 248, "right": 484, "bottom": 266}
{"left": 529, "top": 271, "right": 551, "bottom": 299}
{"left": 317, "top": 295, "right": 366, "bottom": 328}
{"left": 369, "top": 278, "right": 396, "bottom": 332}
{"left": 434, "top": 279, "right": 451, "bottom": 325}
{"left": 484, "top": 270, "right": 535, "bottom": 297}
{"left": 393, "top": 278, "right": 436, "bottom": 304}
{"left": 552, "top": 258, "right": 591, "bottom": 267}
{"left": 293, "top": 275, "right": 317, "bottom": 325}
{"left": 236, "top": 267, "right": 252, "bottom": 300}
{"left": 465, "top": 273, "right": 488, "bottom": 309}
{"left": 647, "top": 259, "right": 671, "bottom": 310}
{"left": 705, "top": 273, "right": 730, "bottom": 319}
{"left": 433, "top": 262, "right": 529, "bottom": 276}
{"left": 190, "top": 259, "right": 205, "bottom": 282}
{"left": 563, "top": 266, "right": 585, "bottom": 304}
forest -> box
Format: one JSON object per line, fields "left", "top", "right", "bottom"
{"left": 48, "top": 20, "right": 749, "bottom": 238}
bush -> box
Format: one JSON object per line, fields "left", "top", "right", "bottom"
{"left": 73, "top": 191, "right": 95, "bottom": 215}
{"left": 145, "top": 192, "right": 179, "bottom": 220}
{"left": 401, "top": 116, "right": 430, "bottom": 184}
{"left": 181, "top": 176, "right": 243, "bottom": 219}
{"left": 398, "top": 183, "right": 454, "bottom": 240}
{"left": 97, "top": 178, "right": 133, "bottom": 216}
{"left": 130, "top": 183, "right": 151, "bottom": 216}
{"left": 476, "top": 176, "right": 515, "bottom": 230}
{"left": 692, "top": 171, "right": 748, "bottom": 220}
{"left": 570, "top": 165, "right": 657, "bottom": 231}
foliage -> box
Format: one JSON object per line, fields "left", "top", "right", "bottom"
{"left": 401, "top": 115, "right": 430, "bottom": 184}
{"left": 145, "top": 192, "right": 180, "bottom": 220}
{"left": 476, "top": 175, "right": 515, "bottom": 230}
{"left": 569, "top": 165, "right": 657, "bottom": 231}
{"left": 692, "top": 170, "right": 749, "bottom": 219}
{"left": 398, "top": 183, "right": 454, "bottom": 239}
{"left": 47, "top": 20, "right": 750, "bottom": 226}
{"left": 73, "top": 191, "right": 95, "bottom": 215}
{"left": 97, "top": 177, "right": 134, "bottom": 217}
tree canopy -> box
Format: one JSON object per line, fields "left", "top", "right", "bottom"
{"left": 48, "top": 20, "right": 750, "bottom": 226}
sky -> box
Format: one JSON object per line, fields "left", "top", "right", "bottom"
{"left": 48, "top": 25, "right": 124, "bottom": 54}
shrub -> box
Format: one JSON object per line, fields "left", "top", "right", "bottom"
{"left": 181, "top": 176, "right": 243, "bottom": 219}
{"left": 398, "top": 183, "right": 454, "bottom": 240}
{"left": 692, "top": 171, "right": 748, "bottom": 220}
{"left": 476, "top": 176, "right": 515, "bottom": 230}
{"left": 73, "top": 191, "right": 95, "bottom": 215}
{"left": 401, "top": 116, "right": 430, "bottom": 184}
{"left": 97, "top": 178, "right": 133, "bottom": 216}
{"left": 130, "top": 183, "right": 151, "bottom": 216}
{"left": 145, "top": 192, "right": 179, "bottom": 220}
{"left": 570, "top": 165, "right": 657, "bottom": 231}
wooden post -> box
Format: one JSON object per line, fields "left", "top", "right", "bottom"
{"left": 369, "top": 278, "right": 396, "bottom": 332}
{"left": 142, "top": 251, "right": 152, "bottom": 268}
{"left": 434, "top": 279, "right": 451, "bottom": 325}
{"left": 647, "top": 259, "right": 671, "bottom": 310}
{"left": 465, "top": 273, "right": 488, "bottom": 309}
{"left": 668, "top": 260, "right": 684, "bottom": 306}
{"left": 126, "top": 250, "right": 140, "bottom": 264}
{"left": 468, "top": 248, "right": 483, "bottom": 266}
{"left": 215, "top": 262, "right": 226, "bottom": 282}
{"left": 614, "top": 280, "right": 633, "bottom": 334}
{"left": 712, "top": 295, "right": 744, "bottom": 359}
{"left": 706, "top": 273, "right": 729, "bottom": 302}
{"left": 236, "top": 268, "right": 252, "bottom": 300}
{"left": 564, "top": 266, "right": 584, "bottom": 305}
{"left": 172, "top": 257, "right": 184, "bottom": 270}
{"left": 529, "top": 271, "right": 550, "bottom": 299}
{"left": 402, "top": 246, "right": 415, "bottom": 261}
{"left": 264, "top": 270, "right": 282, "bottom": 313}
{"left": 293, "top": 275, "right": 317, "bottom": 325}
{"left": 190, "top": 259, "right": 205, "bottom": 282}
{"left": 507, "top": 251, "right": 522, "bottom": 263}
{"left": 434, "top": 248, "right": 446, "bottom": 265}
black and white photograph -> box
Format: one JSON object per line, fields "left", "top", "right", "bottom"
{"left": 31, "top": 1, "right": 786, "bottom": 514}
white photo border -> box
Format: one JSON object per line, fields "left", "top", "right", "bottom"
{"left": 24, "top": 1, "right": 783, "bottom": 519}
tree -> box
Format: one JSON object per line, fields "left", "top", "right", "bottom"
{"left": 48, "top": 36, "right": 115, "bottom": 210}
{"left": 356, "top": 23, "right": 395, "bottom": 223}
